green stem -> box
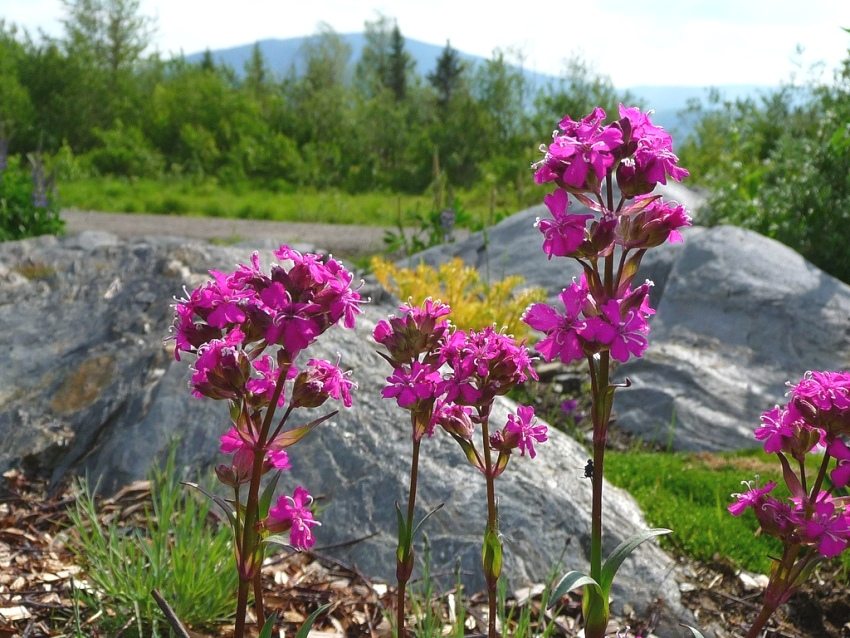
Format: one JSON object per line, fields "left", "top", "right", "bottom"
{"left": 589, "top": 352, "right": 610, "bottom": 584}
{"left": 234, "top": 367, "right": 288, "bottom": 637}
{"left": 396, "top": 435, "right": 422, "bottom": 638}
{"left": 480, "top": 404, "right": 499, "bottom": 638}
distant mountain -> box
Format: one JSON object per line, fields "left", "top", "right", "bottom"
{"left": 186, "top": 35, "right": 777, "bottom": 137}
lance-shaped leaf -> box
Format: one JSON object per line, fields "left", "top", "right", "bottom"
{"left": 549, "top": 570, "right": 603, "bottom": 606}
{"left": 482, "top": 527, "right": 503, "bottom": 584}
{"left": 274, "top": 411, "right": 338, "bottom": 448}
{"left": 620, "top": 194, "right": 661, "bottom": 215}
{"left": 599, "top": 528, "right": 671, "bottom": 593}
{"left": 450, "top": 432, "right": 484, "bottom": 472}
{"left": 680, "top": 624, "right": 707, "bottom": 638}
{"left": 412, "top": 503, "right": 445, "bottom": 538}
{"left": 776, "top": 452, "right": 804, "bottom": 499}
{"left": 573, "top": 192, "right": 604, "bottom": 213}
{"left": 258, "top": 613, "right": 278, "bottom": 638}
{"left": 264, "top": 533, "right": 294, "bottom": 549}
{"left": 492, "top": 451, "right": 510, "bottom": 478}
{"left": 181, "top": 481, "right": 236, "bottom": 529}
{"left": 617, "top": 249, "right": 647, "bottom": 295}
{"left": 395, "top": 502, "right": 412, "bottom": 563}
{"left": 295, "top": 604, "right": 331, "bottom": 638}
{"left": 259, "top": 471, "right": 282, "bottom": 520}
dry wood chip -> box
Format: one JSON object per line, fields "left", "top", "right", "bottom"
{"left": 0, "top": 605, "right": 31, "bottom": 621}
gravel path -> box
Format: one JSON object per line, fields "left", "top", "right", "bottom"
{"left": 61, "top": 209, "right": 392, "bottom": 257}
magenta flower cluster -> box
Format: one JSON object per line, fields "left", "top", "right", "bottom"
{"left": 534, "top": 104, "right": 689, "bottom": 196}
{"left": 375, "top": 299, "right": 545, "bottom": 467}
{"left": 172, "top": 246, "right": 362, "bottom": 549}
{"left": 729, "top": 371, "right": 850, "bottom": 559}
{"left": 524, "top": 105, "right": 690, "bottom": 367}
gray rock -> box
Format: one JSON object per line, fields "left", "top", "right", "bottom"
{"left": 0, "top": 233, "right": 691, "bottom": 633}
{"left": 405, "top": 190, "right": 850, "bottom": 451}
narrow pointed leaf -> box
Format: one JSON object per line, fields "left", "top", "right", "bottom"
{"left": 395, "top": 502, "right": 410, "bottom": 563}
{"left": 181, "top": 481, "right": 236, "bottom": 529}
{"left": 450, "top": 433, "right": 484, "bottom": 471}
{"left": 620, "top": 194, "right": 661, "bottom": 215}
{"left": 680, "top": 624, "right": 707, "bottom": 638}
{"left": 295, "top": 604, "right": 331, "bottom": 638}
{"left": 482, "top": 528, "right": 503, "bottom": 583}
{"left": 411, "top": 503, "right": 445, "bottom": 538}
{"left": 259, "top": 471, "right": 282, "bottom": 520}
{"left": 549, "top": 571, "right": 603, "bottom": 607}
{"left": 617, "top": 250, "right": 646, "bottom": 293}
{"left": 600, "top": 528, "right": 671, "bottom": 593}
{"left": 264, "top": 533, "right": 293, "bottom": 549}
{"left": 492, "top": 451, "right": 510, "bottom": 478}
{"left": 275, "top": 411, "right": 338, "bottom": 448}
{"left": 573, "top": 192, "right": 604, "bottom": 213}
{"left": 776, "top": 452, "right": 804, "bottom": 499}
{"left": 258, "top": 613, "right": 278, "bottom": 638}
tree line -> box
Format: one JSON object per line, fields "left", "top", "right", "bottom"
{"left": 0, "top": 1, "right": 631, "bottom": 196}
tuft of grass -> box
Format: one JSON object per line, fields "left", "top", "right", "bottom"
{"left": 605, "top": 448, "right": 850, "bottom": 580}
{"left": 66, "top": 446, "right": 237, "bottom": 636}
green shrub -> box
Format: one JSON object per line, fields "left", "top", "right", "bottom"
{"left": 0, "top": 155, "right": 64, "bottom": 240}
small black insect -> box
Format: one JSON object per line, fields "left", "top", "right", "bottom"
{"left": 583, "top": 459, "right": 594, "bottom": 479}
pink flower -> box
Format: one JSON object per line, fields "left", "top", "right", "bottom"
{"left": 382, "top": 361, "right": 442, "bottom": 409}
{"left": 503, "top": 405, "right": 548, "bottom": 459}
{"left": 536, "top": 108, "right": 623, "bottom": 191}
{"left": 586, "top": 298, "right": 651, "bottom": 363}
{"left": 728, "top": 480, "right": 776, "bottom": 516}
{"left": 218, "top": 427, "right": 292, "bottom": 483}
{"left": 534, "top": 189, "right": 594, "bottom": 258}
{"left": 431, "top": 400, "right": 475, "bottom": 440}
{"left": 266, "top": 486, "right": 320, "bottom": 549}
{"left": 374, "top": 299, "right": 452, "bottom": 365}
{"left": 829, "top": 437, "right": 850, "bottom": 488}
{"left": 523, "top": 280, "right": 589, "bottom": 364}
{"left": 291, "top": 358, "right": 356, "bottom": 408}
{"left": 801, "top": 494, "right": 850, "bottom": 558}
{"left": 245, "top": 355, "right": 296, "bottom": 407}
{"left": 190, "top": 328, "right": 248, "bottom": 400}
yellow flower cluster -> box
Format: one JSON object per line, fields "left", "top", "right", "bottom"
{"left": 371, "top": 256, "right": 546, "bottom": 341}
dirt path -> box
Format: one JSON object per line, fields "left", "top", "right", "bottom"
{"left": 61, "top": 209, "right": 392, "bottom": 258}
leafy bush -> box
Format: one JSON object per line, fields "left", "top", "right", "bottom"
{"left": 67, "top": 447, "right": 237, "bottom": 636}
{"left": 86, "top": 121, "right": 164, "bottom": 177}
{"left": 371, "top": 256, "right": 546, "bottom": 339}
{"left": 680, "top": 37, "right": 850, "bottom": 282}
{"left": 0, "top": 155, "right": 64, "bottom": 240}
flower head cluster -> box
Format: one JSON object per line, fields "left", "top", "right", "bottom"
{"left": 376, "top": 300, "right": 547, "bottom": 470}
{"left": 523, "top": 276, "right": 654, "bottom": 365}
{"left": 729, "top": 371, "right": 850, "bottom": 559}
{"left": 535, "top": 104, "right": 689, "bottom": 196}
{"left": 172, "top": 245, "right": 362, "bottom": 550}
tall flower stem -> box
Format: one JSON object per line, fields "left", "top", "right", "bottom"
{"left": 479, "top": 404, "right": 499, "bottom": 638}
{"left": 396, "top": 435, "right": 422, "bottom": 638}
{"left": 234, "top": 372, "right": 288, "bottom": 638}
{"left": 589, "top": 351, "right": 610, "bottom": 585}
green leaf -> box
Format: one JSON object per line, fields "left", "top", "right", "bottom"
{"left": 275, "top": 411, "right": 338, "bottom": 448}
{"left": 680, "top": 623, "right": 707, "bottom": 638}
{"left": 548, "top": 570, "right": 603, "bottom": 607}
{"left": 258, "top": 613, "right": 278, "bottom": 638}
{"left": 599, "top": 528, "right": 672, "bottom": 593}
{"left": 181, "top": 481, "right": 236, "bottom": 529}
{"left": 411, "top": 502, "right": 445, "bottom": 538}
{"left": 295, "top": 604, "right": 331, "bottom": 638}
{"left": 259, "top": 471, "right": 282, "bottom": 520}
{"left": 396, "top": 502, "right": 411, "bottom": 563}
{"left": 481, "top": 527, "right": 503, "bottom": 583}
{"left": 264, "top": 533, "right": 291, "bottom": 548}
{"left": 776, "top": 452, "right": 804, "bottom": 499}
{"left": 450, "top": 432, "right": 484, "bottom": 471}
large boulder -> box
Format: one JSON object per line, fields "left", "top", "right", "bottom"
{"left": 0, "top": 232, "right": 690, "bottom": 631}
{"left": 408, "top": 190, "right": 850, "bottom": 451}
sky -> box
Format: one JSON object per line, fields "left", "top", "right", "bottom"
{"left": 4, "top": 0, "right": 850, "bottom": 87}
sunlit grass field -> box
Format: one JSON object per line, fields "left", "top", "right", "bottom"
{"left": 59, "top": 176, "right": 540, "bottom": 228}
{"left": 606, "top": 448, "right": 850, "bottom": 581}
